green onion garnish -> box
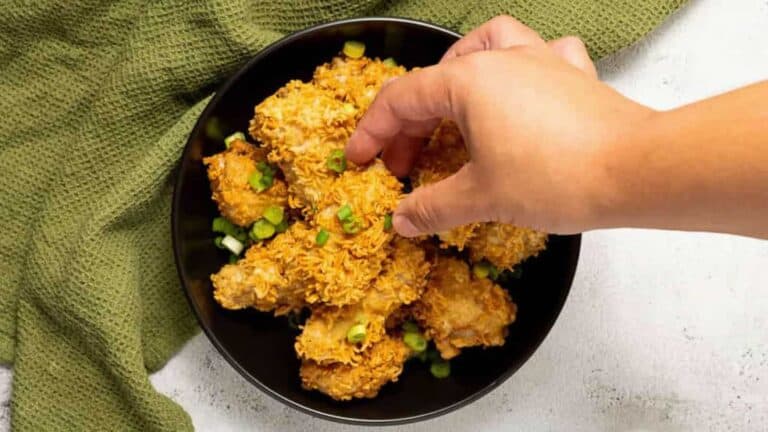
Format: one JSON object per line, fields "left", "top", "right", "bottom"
{"left": 342, "top": 40, "right": 365, "bottom": 59}
{"left": 402, "top": 321, "right": 419, "bottom": 333}
{"left": 382, "top": 57, "right": 397, "bottom": 67}
{"left": 346, "top": 323, "right": 367, "bottom": 344}
{"left": 430, "top": 359, "right": 450, "bottom": 378}
{"left": 262, "top": 205, "right": 284, "bottom": 225}
{"left": 249, "top": 162, "right": 277, "bottom": 192}
{"left": 212, "top": 216, "right": 246, "bottom": 241}
{"left": 224, "top": 131, "right": 245, "bottom": 148}
{"left": 274, "top": 219, "right": 289, "bottom": 233}
{"left": 383, "top": 214, "right": 393, "bottom": 231}
{"left": 342, "top": 218, "right": 361, "bottom": 234}
{"left": 250, "top": 219, "right": 276, "bottom": 240}
{"left": 473, "top": 262, "right": 491, "bottom": 279}
{"left": 336, "top": 204, "right": 353, "bottom": 222}
{"left": 326, "top": 149, "right": 347, "bottom": 173}
{"left": 403, "top": 332, "right": 427, "bottom": 353}
{"left": 488, "top": 264, "right": 500, "bottom": 281}
{"left": 315, "top": 229, "right": 330, "bottom": 246}
{"left": 214, "top": 236, "right": 225, "bottom": 249}
{"left": 221, "top": 234, "right": 244, "bottom": 255}
{"left": 228, "top": 254, "right": 238, "bottom": 264}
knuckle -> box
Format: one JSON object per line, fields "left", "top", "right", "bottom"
{"left": 489, "top": 14, "right": 518, "bottom": 28}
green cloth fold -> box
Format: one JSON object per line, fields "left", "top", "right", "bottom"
{"left": 0, "top": 0, "right": 684, "bottom": 430}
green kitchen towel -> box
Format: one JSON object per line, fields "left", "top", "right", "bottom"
{"left": 0, "top": 0, "right": 684, "bottom": 430}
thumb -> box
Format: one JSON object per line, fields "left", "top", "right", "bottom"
{"left": 394, "top": 165, "right": 490, "bottom": 237}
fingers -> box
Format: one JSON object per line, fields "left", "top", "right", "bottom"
{"left": 441, "top": 15, "right": 544, "bottom": 62}
{"left": 381, "top": 135, "right": 424, "bottom": 177}
{"left": 393, "top": 165, "right": 490, "bottom": 237}
{"left": 345, "top": 65, "right": 456, "bottom": 165}
{"left": 547, "top": 36, "right": 597, "bottom": 78}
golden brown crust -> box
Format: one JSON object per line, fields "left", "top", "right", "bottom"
{"left": 299, "top": 336, "right": 410, "bottom": 401}
{"left": 294, "top": 238, "right": 430, "bottom": 365}
{"left": 313, "top": 56, "right": 407, "bottom": 112}
{"left": 210, "top": 54, "right": 539, "bottom": 401}
{"left": 467, "top": 223, "right": 548, "bottom": 270}
{"left": 412, "top": 256, "right": 517, "bottom": 359}
{"left": 202, "top": 139, "right": 288, "bottom": 227}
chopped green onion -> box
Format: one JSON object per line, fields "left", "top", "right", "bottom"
{"left": 224, "top": 131, "right": 245, "bottom": 148}
{"left": 383, "top": 214, "right": 393, "bottom": 231}
{"left": 315, "top": 229, "right": 330, "bottom": 246}
{"left": 326, "top": 149, "right": 347, "bottom": 173}
{"left": 212, "top": 217, "right": 247, "bottom": 242}
{"left": 250, "top": 219, "right": 276, "bottom": 240}
{"left": 430, "top": 359, "right": 450, "bottom": 378}
{"left": 221, "top": 234, "right": 244, "bottom": 255}
{"left": 342, "top": 218, "right": 361, "bottom": 234}
{"left": 257, "top": 161, "right": 277, "bottom": 177}
{"left": 336, "top": 204, "right": 353, "bottom": 222}
{"left": 382, "top": 57, "right": 397, "bottom": 67}
{"left": 262, "top": 205, "right": 284, "bottom": 225}
{"left": 214, "top": 236, "right": 225, "bottom": 249}
{"left": 342, "top": 40, "right": 365, "bottom": 59}
{"left": 473, "top": 262, "right": 491, "bottom": 279}
{"left": 403, "top": 332, "right": 427, "bottom": 353}
{"left": 228, "top": 254, "right": 238, "bottom": 264}
{"left": 248, "top": 170, "right": 263, "bottom": 190}
{"left": 488, "top": 264, "right": 500, "bottom": 281}
{"left": 402, "top": 321, "right": 419, "bottom": 333}
{"left": 346, "top": 323, "right": 367, "bottom": 344}
{"left": 274, "top": 219, "right": 289, "bottom": 233}
{"left": 212, "top": 217, "right": 236, "bottom": 235}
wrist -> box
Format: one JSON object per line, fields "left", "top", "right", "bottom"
{"left": 583, "top": 106, "right": 665, "bottom": 231}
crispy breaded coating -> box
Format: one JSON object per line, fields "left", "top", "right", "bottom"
{"left": 312, "top": 160, "right": 402, "bottom": 257}
{"left": 411, "top": 121, "right": 479, "bottom": 249}
{"left": 313, "top": 56, "right": 407, "bottom": 112}
{"left": 468, "top": 223, "right": 548, "bottom": 270}
{"left": 202, "top": 139, "right": 288, "bottom": 226}
{"left": 211, "top": 240, "right": 304, "bottom": 316}
{"left": 299, "top": 336, "right": 410, "bottom": 401}
{"left": 210, "top": 53, "right": 547, "bottom": 401}
{"left": 249, "top": 81, "right": 357, "bottom": 209}
{"left": 413, "top": 256, "right": 517, "bottom": 360}
{"left": 295, "top": 238, "right": 430, "bottom": 365}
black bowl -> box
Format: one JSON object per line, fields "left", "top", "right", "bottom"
{"left": 172, "top": 17, "right": 581, "bottom": 426}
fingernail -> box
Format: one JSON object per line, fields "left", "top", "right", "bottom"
{"left": 393, "top": 214, "right": 420, "bottom": 237}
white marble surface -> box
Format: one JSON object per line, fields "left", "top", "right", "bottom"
{"left": 1, "top": 0, "right": 767, "bottom": 430}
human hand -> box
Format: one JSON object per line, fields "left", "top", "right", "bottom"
{"left": 345, "top": 16, "right": 654, "bottom": 236}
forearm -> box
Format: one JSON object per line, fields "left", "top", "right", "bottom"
{"left": 599, "top": 81, "right": 768, "bottom": 238}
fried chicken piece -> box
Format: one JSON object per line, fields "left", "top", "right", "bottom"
{"left": 312, "top": 160, "right": 402, "bottom": 257}
{"left": 295, "top": 238, "right": 430, "bottom": 365}
{"left": 411, "top": 121, "right": 479, "bottom": 249}
{"left": 211, "top": 239, "right": 304, "bottom": 316}
{"left": 412, "top": 256, "right": 517, "bottom": 359}
{"left": 249, "top": 80, "right": 357, "bottom": 209}
{"left": 299, "top": 335, "right": 410, "bottom": 401}
{"left": 202, "top": 139, "right": 288, "bottom": 226}
{"left": 313, "top": 56, "right": 407, "bottom": 112}
{"left": 468, "top": 223, "right": 548, "bottom": 270}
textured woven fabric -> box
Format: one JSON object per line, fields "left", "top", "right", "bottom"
{"left": 0, "top": 0, "right": 684, "bottom": 430}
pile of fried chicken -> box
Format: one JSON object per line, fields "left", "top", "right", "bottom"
{"left": 203, "top": 52, "right": 548, "bottom": 401}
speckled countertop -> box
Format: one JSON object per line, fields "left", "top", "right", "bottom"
{"left": 1, "top": 0, "right": 767, "bottom": 430}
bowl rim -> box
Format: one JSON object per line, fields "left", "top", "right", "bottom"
{"left": 172, "top": 16, "right": 580, "bottom": 426}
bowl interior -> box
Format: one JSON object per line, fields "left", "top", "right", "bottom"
{"left": 173, "top": 18, "right": 581, "bottom": 425}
